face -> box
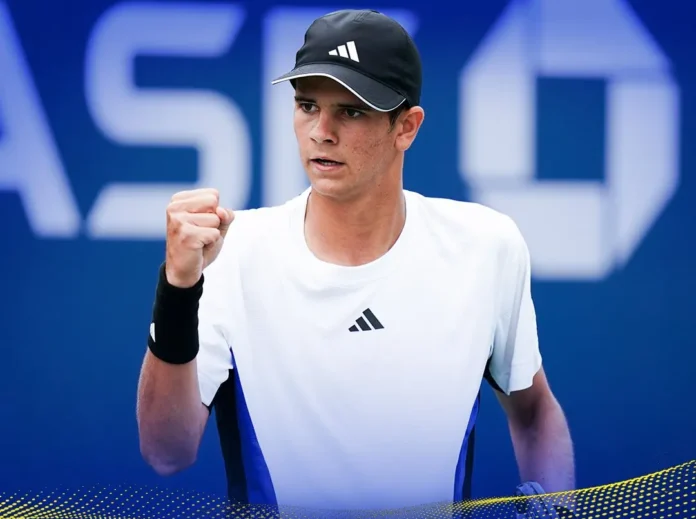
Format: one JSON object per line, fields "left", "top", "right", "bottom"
{"left": 292, "top": 76, "right": 424, "bottom": 201}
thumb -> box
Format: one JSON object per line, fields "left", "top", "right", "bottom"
{"left": 216, "top": 207, "right": 234, "bottom": 237}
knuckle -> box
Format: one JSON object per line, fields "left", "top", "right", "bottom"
{"left": 171, "top": 189, "right": 192, "bottom": 202}
{"left": 167, "top": 200, "right": 186, "bottom": 215}
{"left": 175, "top": 221, "right": 190, "bottom": 238}
{"left": 203, "top": 228, "right": 219, "bottom": 243}
{"left": 189, "top": 195, "right": 215, "bottom": 212}
{"left": 177, "top": 223, "right": 197, "bottom": 244}
{"left": 167, "top": 210, "right": 186, "bottom": 228}
{"left": 182, "top": 232, "right": 200, "bottom": 248}
{"left": 205, "top": 194, "right": 219, "bottom": 209}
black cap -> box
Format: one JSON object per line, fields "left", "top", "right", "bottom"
{"left": 271, "top": 9, "right": 422, "bottom": 112}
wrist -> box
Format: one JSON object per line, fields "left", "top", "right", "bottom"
{"left": 164, "top": 264, "right": 202, "bottom": 289}
{"left": 148, "top": 262, "right": 204, "bottom": 365}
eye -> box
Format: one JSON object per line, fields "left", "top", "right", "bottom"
{"left": 343, "top": 108, "right": 363, "bottom": 119}
{"left": 298, "top": 102, "right": 317, "bottom": 113}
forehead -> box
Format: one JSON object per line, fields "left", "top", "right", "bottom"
{"left": 294, "top": 76, "right": 364, "bottom": 105}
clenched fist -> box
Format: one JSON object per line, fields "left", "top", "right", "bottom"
{"left": 165, "top": 188, "right": 234, "bottom": 288}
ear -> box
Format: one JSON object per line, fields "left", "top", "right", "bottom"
{"left": 394, "top": 106, "right": 425, "bottom": 152}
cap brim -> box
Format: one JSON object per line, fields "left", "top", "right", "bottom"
{"left": 271, "top": 63, "right": 406, "bottom": 112}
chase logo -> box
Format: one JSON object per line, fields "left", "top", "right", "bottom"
{"left": 0, "top": 1, "right": 680, "bottom": 283}
{"left": 0, "top": 2, "right": 416, "bottom": 241}
{"left": 459, "top": 0, "right": 680, "bottom": 280}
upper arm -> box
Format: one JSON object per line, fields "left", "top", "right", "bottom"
{"left": 493, "top": 366, "right": 555, "bottom": 427}
{"left": 486, "top": 218, "right": 542, "bottom": 396}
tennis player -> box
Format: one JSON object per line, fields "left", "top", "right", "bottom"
{"left": 136, "top": 8, "right": 575, "bottom": 513}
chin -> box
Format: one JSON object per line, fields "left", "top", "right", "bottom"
{"left": 308, "top": 177, "right": 360, "bottom": 202}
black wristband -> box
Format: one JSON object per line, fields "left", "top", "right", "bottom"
{"left": 147, "top": 263, "right": 204, "bottom": 364}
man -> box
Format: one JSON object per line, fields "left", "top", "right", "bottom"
{"left": 136, "top": 8, "right": 575, "bottom": 514}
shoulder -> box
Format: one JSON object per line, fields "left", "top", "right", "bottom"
{"left": 203, "top": 190, "right": 305, "bottom": 277}
{"left": 231, "top": 188, "right": 305, "bottom": 239}
{"left": 407, "top": 190, "right": 527, "bottom": 261}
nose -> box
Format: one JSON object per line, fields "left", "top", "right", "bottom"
{"left": 309, "top": 110, "right": 337, "bottom": 144}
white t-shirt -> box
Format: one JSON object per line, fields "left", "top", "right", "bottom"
{"left": 195, "top": 188, "right": 542, "bottom": 511}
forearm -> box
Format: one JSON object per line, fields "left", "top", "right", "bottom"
{"left": 136, "top": 350, "right": 208, "bottom": 475}
{"left": 508, "top": 395, "right": 575, "bottom": 493}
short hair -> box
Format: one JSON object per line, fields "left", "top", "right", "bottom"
{"left": 388, "top": 103, "right": 410, "bottom": 131}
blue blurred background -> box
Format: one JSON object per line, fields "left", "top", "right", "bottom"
{"left": 0, "top": 0, "right": 693, "bottom": 502}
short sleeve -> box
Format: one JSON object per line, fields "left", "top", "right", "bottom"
{"left": 196, "top": 245, "right": 235, "bottom": 408}
{"left": 486, "top": 219, "right": 542, "bottom": 395}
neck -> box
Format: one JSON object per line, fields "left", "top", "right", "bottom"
{"left": 304, "top": 181, "right": 406, "bottom": 267}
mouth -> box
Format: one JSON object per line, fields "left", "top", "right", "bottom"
{"left": 311, "top": 157, "right": 344, "bottom": 167}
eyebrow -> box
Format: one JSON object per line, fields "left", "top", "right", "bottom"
{"left": 294, "top": 95, "right": 373, "bottom": 111}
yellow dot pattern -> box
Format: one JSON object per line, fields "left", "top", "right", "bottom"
{"left": 0, "top": 460, "right": 694, "bottom": 518}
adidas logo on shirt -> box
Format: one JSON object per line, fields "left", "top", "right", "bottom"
{"left": 348, "top": 308, "right": 384, "bottom": 332}
{"left": 329, "top": 41, "right": 360, "bottom": 62}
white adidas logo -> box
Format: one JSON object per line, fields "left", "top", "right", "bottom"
{"left": 328, "top": 41, "right": 360, "bottom": 62}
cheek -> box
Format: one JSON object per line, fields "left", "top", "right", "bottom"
{"left": 351, "top": 133, "right": 390, "bottom": 170}
{"left": 293, "top": 113, "right": 304, "bottom": 135}
{"left": 293, "top": 117, "right": 310, "bottom": 154}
